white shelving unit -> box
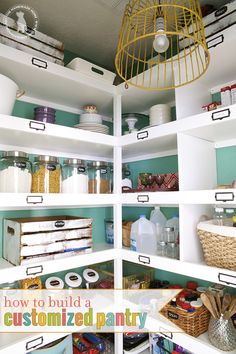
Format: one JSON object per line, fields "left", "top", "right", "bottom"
{"left": 0, "top": 25, "right": 235, "bottom": 354}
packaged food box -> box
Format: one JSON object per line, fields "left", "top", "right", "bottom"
{"left": 4, "top": 216, "right": 93, "bottom": 266}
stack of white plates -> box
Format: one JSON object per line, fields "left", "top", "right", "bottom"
{"left": 80, "top": 113, "right": 102, "bottom": 124}
{"left": 149, "top": 104, "right": 171, "bottom": 126}
{"left": 74, "top": 123, "right": 109, "bottom": 135}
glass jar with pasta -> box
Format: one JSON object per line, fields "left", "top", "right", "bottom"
{"left": 31, "top": 155, "right": 61, "bottom": 193}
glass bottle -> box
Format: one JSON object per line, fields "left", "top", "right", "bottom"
{"left": 166, "top": 242, "right": 179, "bottom": 259}
{"left": 0, "top": 151, "right": 32, "bottom": 193}
{"left": 213, "top": 207, "right": 225, "bottom": 226}
{"left": 157, "top": 241, "right": 167, "bottom": 257}
{"left": 163, "top": 227, "right": 175, "bottom": 243}
{"left": 32, "top": 155, "right": 61, "bottom": 193}
{"left": 224, "top": 208, "right": 234, "bottom": 226}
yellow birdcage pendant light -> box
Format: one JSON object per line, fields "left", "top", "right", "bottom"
{"left": 115, "top": 0, "right": 210, "bottom": 90}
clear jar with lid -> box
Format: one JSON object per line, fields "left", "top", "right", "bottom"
{"left": 32, "top": 155, "right": 61, "bottom": 193}
{"left": 0, "top": 151, "right": 32, "bottom": 193}
{"left": 163, "top": 227, "right": 175, "bottom": 243}
{"left": 157, "top": 241, "right": 167, "bottom": 257}
{"left": 122, "top": 163, "right": 132, "bottom": 189}
{"left": 166, "top": 242, "right": 179, "bottom": 259}
{"left": 88, "top": 161, "right": 111, "bottom": 194}
{"left": 62, "top": 158, "right": 88, "bottom": 193}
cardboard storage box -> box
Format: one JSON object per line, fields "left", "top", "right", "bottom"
{"left": 4, "top": 216, "right": 93, "bottom": 266}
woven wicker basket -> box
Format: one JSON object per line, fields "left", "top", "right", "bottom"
{"left": 160, "top": 290, "right": 210, "bottom": 337}
{"left": 197, "top": 220, "right": 236, "bottom": 271}
{"left": 122, "top": 221, "right": 132, "bottom": 247}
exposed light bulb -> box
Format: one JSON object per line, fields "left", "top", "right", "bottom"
{"left": 153, "top": 31, "right": 169, "bottom": 53}
{"left": 153, "top": 17, "right": 170, "bottom": 53}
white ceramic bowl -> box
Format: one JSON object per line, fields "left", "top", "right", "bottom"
{"left": 80, "top": 113, "right": 102, "bottom": 124}
{"left": 0, "top": 74, "right": 19, "bottom": 115}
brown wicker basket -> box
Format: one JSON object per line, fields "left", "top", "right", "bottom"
{"left": 160, "top": 290, "right": 210, "bottom": 337}
{"left": 197, "top": 220, "right": 236, "bottom": 271}
{"left": 122, "top": 221, "right": 132, "bottom": 247}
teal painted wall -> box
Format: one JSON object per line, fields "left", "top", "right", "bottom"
{"left": 216, "top": 146, "right": 236, "bottom": 185}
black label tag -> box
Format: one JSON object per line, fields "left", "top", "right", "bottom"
{"left": 47, "top": 164, "right": 56, "bottom": 171}
{"left": 167, "top": 311, "right": 179, "bottom": 320}
{"left": 69, "top": 275, "right": 78, "bottom": 281}
{"left": 50, "top": 280, "right": 60, "bottom": 286}
{"left": 55, "top": 221, "right": 65, "bottom": 228}
{"left": 78, "top": 167, "right": 86, "bottom": 173}
{"left": 124, "top": 171, "right": 131, "bottom": 177}
{"left": 15, "top": 162, "right": 26, "bottom": 169}
{"left": 101, "top": 169, "right": 107, "bottom": 175}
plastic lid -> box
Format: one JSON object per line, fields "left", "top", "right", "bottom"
{"left": 65, "top": 272, "right": 82, "bottom": 288}
{"left": 215, "top": 207, "right": 224, "bottom": 212}
{"left": 164, "top": 227, "right": 175, "bottom": 232}
{"left": 35, "top": 155, "right": 58, "bottom": 163}
{"left": 2, "top": 151, "right": 28, "bottom": 158}
{"left": 45, "top": 277, "right": 64, "bottom": 290}
{"left": 63, "top": 158, "right": 85, "bottom": 166}
{"left": 83, "top": 268, "right": 99, "bottom": 283}
{"left": 225, "top": 209, "right": 234, "bottom": 213}
{"left": 88, "top": 161, "right": 108, "bottom": 167}
{"left": 221, "top": 86, "right": 231, "bottom": 92}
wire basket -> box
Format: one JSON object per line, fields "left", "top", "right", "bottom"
{"left": 197, "top": 220, "right": 236, "bottom": 271}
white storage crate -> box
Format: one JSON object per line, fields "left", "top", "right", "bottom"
{"left": 3, "top": 216, "right": 93, "bottom": 266}
{"left": 66, "top": 57, "right": 116, "bottom": 84}
{"left": 179, "top": 0, "right": 236, "bottom": 50}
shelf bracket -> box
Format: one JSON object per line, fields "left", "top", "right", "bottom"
{"left": 215, "top": 192, "right": 234, "bottom": 202}
{"left": 26, "top": 336, "right": 43, "bottom": 351}
{"left": 218, "top": 273, "right": 236, "bottom": 286}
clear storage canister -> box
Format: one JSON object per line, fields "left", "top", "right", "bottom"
{"left": 88, "top": 161, "right": 110, "bottom": 194}
{"left": 32, "top": 155, "right": 61, "bottom": 193}
{"left": 62, "top": 158, "right": 88, "bottom": 193}
{"left": 0, "top": 151, "right": 32, "bottom": 193}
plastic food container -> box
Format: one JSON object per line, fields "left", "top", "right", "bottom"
{"left": 105, "top": 219, "right": 114, "bottom": 244}
{"left": 0, "top": 151, "right": 32, "bottom": 193}
{"left": 0, "top": 74, "right": 19, "bottom": 115}
{"left": 31, "top": 155, "right": 61, "bottom": 193}
{"left": 88, "top": 161, "right": 111, "bottom": 194}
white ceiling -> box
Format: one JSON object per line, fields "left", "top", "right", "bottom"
{"left": 0, "top": 0, "right": 231, "bottom": 71}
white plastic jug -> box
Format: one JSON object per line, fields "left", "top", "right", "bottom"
{"left": 130, "top": 215, "right": 157, "bottom": 255}
{"left": 166, "top": 215, "right": 179, "bottom": 242}
{"left": 150, "top": 206, "right": 167, "bottom": 242}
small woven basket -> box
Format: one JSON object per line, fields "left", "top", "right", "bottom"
{"left": 160, "top": 290, "right": 210, "bottom": 337}
{"left": 197, "top": 220, "right": 236, "bottom": 271}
